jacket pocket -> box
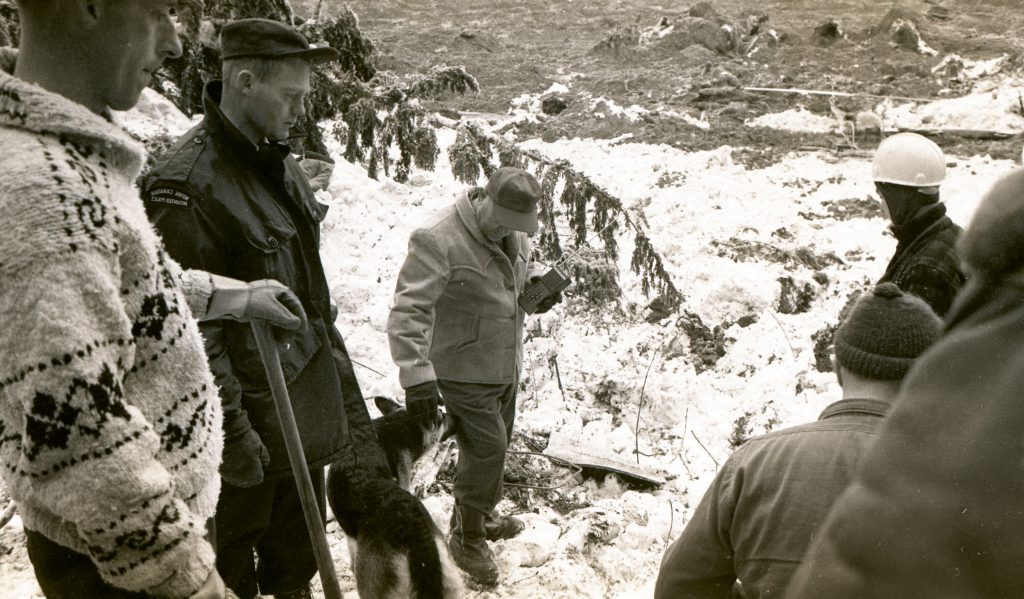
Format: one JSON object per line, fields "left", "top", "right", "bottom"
{"left": 226, "top": 316, "right": 324, "bottom": 389}
{"left": 432, "top": 307, "right": 480, "bottom": 353}
{"left": 237, "top": 221, "right": 299, "bottom": 288}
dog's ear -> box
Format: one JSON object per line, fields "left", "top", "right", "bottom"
{"left": 440, "top": 412, "right": 457, "bottom": 442}
{"left": 374, "top": 396, "right": 403, "bottom": 415}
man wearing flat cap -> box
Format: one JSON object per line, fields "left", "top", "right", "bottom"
{"left": 388, "top": 166, "right": 560, "bottom": 584}
{"left": 143, "top": 18, "right": 378, "bottom": 599}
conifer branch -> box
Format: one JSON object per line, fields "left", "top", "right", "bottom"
{"left": 449, "top": 123, "right": 684, "bottom": 312}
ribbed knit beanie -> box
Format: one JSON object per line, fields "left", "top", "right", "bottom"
{"left": 834, "top": 283, "right": 943, "bottom": 380}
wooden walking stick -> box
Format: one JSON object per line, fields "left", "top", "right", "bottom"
{"left": 251, "top": 323, "right": 343, "bottom": 599}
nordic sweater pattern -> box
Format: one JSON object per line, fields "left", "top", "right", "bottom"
{"left": 0, "top": 71, "right": 222, "bottom": 598}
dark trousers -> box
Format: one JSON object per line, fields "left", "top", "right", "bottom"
{"left": 438, "top": 379, "right": 517, "bottom": 515}
{"left": 25, "top": 528, "right": 148, "bottom": 599}
{"left": 215, "top": 468, "right": 326, "bottom": 599}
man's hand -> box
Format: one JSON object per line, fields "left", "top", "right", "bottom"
{"left": 207, "top": 275, "right": 308, "bottom": 332}
{"left": 220, "top": 429, "right": 271, "bottom": 488}
{"left": 404, "top": 381, "right": 442, "bottom": 425}
{"left": 189, "top": 568, "right": 227, "bottom": 599}
{"left": 530, "top": 276, "right": 563, "bottom": 314}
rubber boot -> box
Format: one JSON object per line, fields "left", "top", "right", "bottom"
{"left": 448, "top": 504, "right": 499, "bottom": 585}
{"left": 273, "top": 584, "right": 313, "bottom": 599}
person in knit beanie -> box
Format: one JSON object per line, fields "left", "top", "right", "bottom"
{"left": 655, "top": 282, "right": 942, "bottom": 599}
{"left": 833, "top": 282, "right": 944, "bottom": 381}
{"left": 787, "top": 168, "right": 1024, "bottom": 598}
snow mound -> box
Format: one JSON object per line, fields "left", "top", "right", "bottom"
{"left": 746, "top": 107, "right": 837, "bottom": 133}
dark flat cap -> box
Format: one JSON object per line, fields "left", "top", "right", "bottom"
{"left": 220, "top": 18, "right": 339, "bottom": 64}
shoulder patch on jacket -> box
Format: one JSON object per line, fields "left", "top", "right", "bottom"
{"left": 146, "top": 180, "right": 198, "bottom": 209}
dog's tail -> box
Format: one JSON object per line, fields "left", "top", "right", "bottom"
{"left": 406, "top": 505, "right": 448, "bottom": 598}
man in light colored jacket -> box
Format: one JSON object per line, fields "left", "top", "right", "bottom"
{"left": 388, "top": 167, "right": 557, "bottom": 584}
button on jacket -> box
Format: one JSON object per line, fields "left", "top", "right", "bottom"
{"left": 142, "top": 81, "right": 345, "bottom": 477}
{"left": 654, "top": 399, "right": 890, "bottom": 599}
{"left": 388, "top": 189, "right": 542, "bottom": 387}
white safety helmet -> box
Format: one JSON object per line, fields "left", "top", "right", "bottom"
{"left": 872, "top": 132, "right": 945, "bottom": 193}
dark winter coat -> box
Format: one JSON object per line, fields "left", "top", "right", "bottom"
{"left": 878, "top": 202, "right": 965, "bottom": 316}
{"left": 387, "top": 189, "right": 542, "bottom": 387}
{"left": 654, "top": 399, "right": 890, "bottom": 599}
{"left": 785, "top": 277, "right": 1024, "bottom": 598}
{"left": 142, "top": 81, "right": 348, "bottom": 477}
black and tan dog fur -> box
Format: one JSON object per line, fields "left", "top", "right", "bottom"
{"left": 327, "top": 397, "right": 462, "bottom": 598}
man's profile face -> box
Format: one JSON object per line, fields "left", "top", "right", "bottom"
{"left": 476, "top": 197, "right": 513, "bottom": 243}
{"left": 246, "top": 58, "right": 311, "bottom": 142}
{"left": 92, "top": 0, "right": 182, "bottom": 111}
{"left": 874, "top": 182, "right": 893, "bottom": 222}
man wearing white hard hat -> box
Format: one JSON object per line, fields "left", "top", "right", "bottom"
{"left": 871, "top": 132, "right": 966, "bottom": 316}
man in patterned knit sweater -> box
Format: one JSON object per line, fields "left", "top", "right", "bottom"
{"left": 0, "top": 2, "right": 307, "bottom": 598}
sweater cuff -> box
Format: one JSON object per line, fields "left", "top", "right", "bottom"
{"left": 146, "top": 536, "right": 216, "bottom": 599}
{"left": 178, "top": 269, "right": 215, "bottom": 320}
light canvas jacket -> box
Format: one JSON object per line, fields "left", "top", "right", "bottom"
{"left": 388, "top": 189, "right": 542, "bottom": 386}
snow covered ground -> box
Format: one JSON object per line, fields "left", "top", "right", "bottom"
{"left": 313, "top": 126, "right": 1011, "bottom": 598}
{"left": 1, "top": 89, "right": 1019, "bottom": 598}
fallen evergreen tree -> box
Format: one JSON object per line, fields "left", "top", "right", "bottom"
{"left": 449, "top": 122, "right": 684, "bottom": 314}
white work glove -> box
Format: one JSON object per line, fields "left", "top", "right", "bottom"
{"left": 207, "top": 274, "right": 307, "bottom": 332}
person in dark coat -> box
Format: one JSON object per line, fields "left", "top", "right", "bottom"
{"left": 872, "top": 132, "right": 965, "bottom": 316}
{"left": 142, "top": 19, "right": 379, "bottom": 599}
{"left": 654, "top": 283, "right": 943, "bottom": 599}
{"left": 387, "top": 167, "right": 558, "bottom": 584}
{"left": 786, "top": 168, "right": 1024, "bottom": 598}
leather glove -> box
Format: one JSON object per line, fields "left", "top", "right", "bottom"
{"left": 207, "top": 274, "right": 307, "bottom": 332}
{"left": 220, "top": 429, "right": 270, "bottom": 488}
{"left": 404, "top": 381, "right": 442, "bottom": 425}
{"left": 531, "top": 277, "right": 563, "bottom": 314}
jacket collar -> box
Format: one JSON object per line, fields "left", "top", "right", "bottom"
{"left": 891, "top": 202, "right": 949, "bottom": 244}
{"left": 201, "top": 81, "right": 290, "bottom": 168}
{"left": 819, "top": 398, "right": 890, "bottom": 420}
{"left": 455, "top": 189, "right": 509, "bottom": 248}
{"left": 0, "top": 67, "right": 145, "bottom": 179}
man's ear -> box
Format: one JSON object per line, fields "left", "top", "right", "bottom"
{"left": 235, "top": 69, "right": 258, "bottom": 96}
{"left": 72, "top": 0, "right": 106, "bottom": 29}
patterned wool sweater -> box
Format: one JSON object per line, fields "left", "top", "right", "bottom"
{"left": 0, "top": 71, "right": 223, "bottom": 597}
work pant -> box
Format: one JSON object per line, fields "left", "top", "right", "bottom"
{"left": 26, "top": 528, "right": 147, "bottom": 599}
{"left": 215, "top": 468, "right": 326, "bottom": 599}
{"left": 438, "top": 379, "right": 517, "bottom": 516}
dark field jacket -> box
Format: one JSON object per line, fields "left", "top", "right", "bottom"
{"left": 879, "top": 202, "right": 965, "bottom": 316}
{"left": 786, "top": 277, "right": 1024, "bottom": 598}
{"left": 655, "top": 399, "right": 890, "bottom": 599}
{"left": 142, "top": 82, "right": 349, "bottom": 477}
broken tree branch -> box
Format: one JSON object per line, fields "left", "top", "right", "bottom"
{"left": 635, "top": 338, "right": 667, "bottom": 465}
{"left": 744, "top": 86, "right": 937, "bottom": 103}
{"left": 691, "top": 431, "right": 720, "bottom": 471}
{"left": 0, "top": 500, "right": 16, "bottom": 529}
{"left": 411, "top": 438, "right": 456, "bottom": 498}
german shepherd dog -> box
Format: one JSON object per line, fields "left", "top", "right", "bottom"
{"left": 327, "top": 397, "right": 462, "bottom": 598}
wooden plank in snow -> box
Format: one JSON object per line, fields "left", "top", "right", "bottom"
{"left": 544, "top": 447, "right": 666, "bottom": 487}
